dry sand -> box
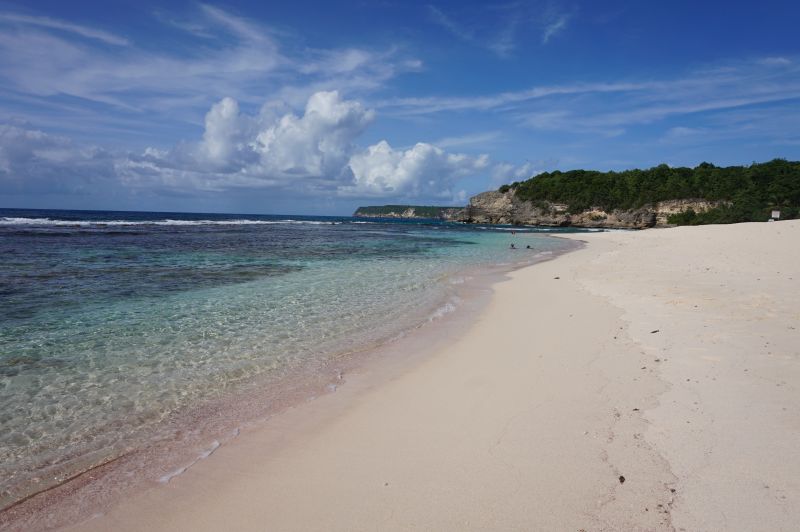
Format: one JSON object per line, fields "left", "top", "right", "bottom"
{"left": 69, "top": 220, "right": 799, "bottom": 531}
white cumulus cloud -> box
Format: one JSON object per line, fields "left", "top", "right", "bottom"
{"left": 252, "top": 91, "right": 374, "bottom": 180}
{"left": 133, "top": 91, "right": 488, "bottom": 200}
{"left": 120, "top": 91, "right": 375, "bottom": 191}
{"left": 345, "top": 140, "right": 489, "bottom": 198}
{"left": 200, "top": 97, "right": 252, "bottom": 167}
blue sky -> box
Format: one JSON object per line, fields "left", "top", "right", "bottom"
{"left": 1, "top": 0, "right": 799, "bottom": 215}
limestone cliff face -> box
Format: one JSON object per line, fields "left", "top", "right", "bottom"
{"left": 651, "top": 199, "right": 728, "bottom": 226}
{"left": 456, "top": 190, "right": 727, "bottom": 229}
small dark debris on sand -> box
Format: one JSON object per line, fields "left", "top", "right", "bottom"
{"left": 554, "top": 276, "right": 560, "bottom": 279}
{"left": 619, "top": 475, "right": 626, "bottom": 484}
{"left": 650, "top": 329, "right": 660, "bottom": 334}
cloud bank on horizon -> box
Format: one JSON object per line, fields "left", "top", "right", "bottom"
{"left": 0, "top": 1, "right": 799, "bottom": 214}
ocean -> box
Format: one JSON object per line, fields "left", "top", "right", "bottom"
{"left": 0, "top": 208, "right": 584, "bottom": 512}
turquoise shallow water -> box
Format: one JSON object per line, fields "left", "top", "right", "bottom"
{"left": 0, "top": 208, "right": 582, "bottom": 508}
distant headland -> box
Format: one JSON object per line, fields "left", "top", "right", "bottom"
{"left": 352, "top": 205, "right": 464, "bottom": 220}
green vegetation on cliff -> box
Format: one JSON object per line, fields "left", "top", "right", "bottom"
{"left": 353, "top": 205, "right": 459, "bottom": 218}
{"left": 499, "top": 159, "right": 800, "bottom": 225}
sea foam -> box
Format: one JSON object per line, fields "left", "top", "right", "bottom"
{"left": 0, "top": 217, "right": 340, "bottom": 226}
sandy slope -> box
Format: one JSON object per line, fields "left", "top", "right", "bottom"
{"left": 71, "top": 220, "right": 799, "bottom": 531}
{"left": 566, "top": 221, "right": 800, "bottom": 531}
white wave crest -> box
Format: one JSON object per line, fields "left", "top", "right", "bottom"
{"left": 0, "top": 217, "right": 340, "bottom": 227}
{"left": 158, "top": 440, "right": 220, "bottom": 484}
{"left": 428, "top": 297, "right": 460, "bottom": 321}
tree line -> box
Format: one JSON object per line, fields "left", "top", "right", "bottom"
{"left": 499, "top": 159, "right": 800, "bottom": 224}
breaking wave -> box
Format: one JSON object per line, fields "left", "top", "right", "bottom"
{"left": 0, "top": 217, "right": 340, "bottom": 227}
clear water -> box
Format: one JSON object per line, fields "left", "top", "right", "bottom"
{"left": 0, "top": 208, "right": 581, "bottom": 509}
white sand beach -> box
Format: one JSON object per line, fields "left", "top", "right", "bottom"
{"left": 67, "top": 220, "right": 800, "bottom": 531}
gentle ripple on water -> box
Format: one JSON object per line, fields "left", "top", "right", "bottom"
{"left": 0, "top": 208, "right": 581, "bottom": 509}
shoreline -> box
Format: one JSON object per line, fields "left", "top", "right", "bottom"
{"left": 70, "top": 232, "right": 628, "bottom": 531}
{"left": 7, "top": 221, "right": 800, "bottom": 531}
{"left": 1, "top": 236, "right": 579, "bottom": 531}
{"left": 80, "top": 237, "right": 618, "bottom": 531}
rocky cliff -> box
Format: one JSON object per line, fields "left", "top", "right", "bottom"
{"left": 455, "top": 190, "right": 728, "bottom": 229}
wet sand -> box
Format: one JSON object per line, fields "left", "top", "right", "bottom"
{"left": 59, "top": 220, "right": 800, "bottom": 530}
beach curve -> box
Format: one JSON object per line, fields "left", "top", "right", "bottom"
{"left": 15, "top": 220, "right": 800, "bottom": 531}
